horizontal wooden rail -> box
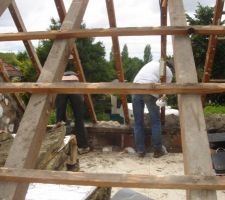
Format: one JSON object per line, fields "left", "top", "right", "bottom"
{"left": 209, "top": 79, "right": 225, "bottom": 83}
{"left": 0, "top": 82, "right": 225, "bottom": 94}
{"left": 0, "top": 25, "right": 225, "bottom": 41}
{"left": 0, "top": 167, "right": 224, "bottom": 190}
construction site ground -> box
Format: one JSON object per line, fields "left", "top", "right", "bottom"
{"left": 79, "top": 150, "right": 225, "bottom": 200}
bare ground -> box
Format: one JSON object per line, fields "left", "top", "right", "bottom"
{"left": 79, "top": 150, "right": 225, "bottom": 200}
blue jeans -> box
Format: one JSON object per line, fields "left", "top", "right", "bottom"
{"left": 132, "top": 94, "right": 162, "bottom": 153}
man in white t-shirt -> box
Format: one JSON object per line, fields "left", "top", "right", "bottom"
{"left": 132, "top": 60, "right": 173, "bottom": 158}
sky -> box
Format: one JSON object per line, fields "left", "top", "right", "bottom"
{"left": 0, "top": 0, "right": 215, "bottom": 61}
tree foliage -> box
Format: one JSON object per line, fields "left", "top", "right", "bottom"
{"left": 187, "top": 3, "right": 225, "bottom": 104}
{"left": 120, "top": 44, "right": 143, "bottom": 82}
{"left": 143, "top": 44, "right": 153, "bottom": 65}
{"left": 0, "top": 52, "right": 21, "bottom": 66}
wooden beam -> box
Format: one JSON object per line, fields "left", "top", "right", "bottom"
{"left": 1, "top": 168, "right": 225, "bottom": 190}
{"left": 2, "top": 25, "right": 225, "bottom": 41}
{"left": 168, "top": 1, "right": 216, "bottom": 200}
{"left": 160, "top": 0, "right": 168, "bottom": 126}
{"left": 54, "top": 0, "right": 97, "bottom": 123}
{"left": 160, "top": 0, "right": 168, "bottom": 60}
{"left": 210, "top": 79, "right": 225, "bottom": 83}
{"left": 0, "top": 1, "right": 89, "bottom": 199}
{"left": 202, "top": 0, "right": 224, "bottom": 83}
{"left": 8, "top": 0, "right": 42, "bottom": 74}
{"left": 162, "top": 0, "right": 168, "bottom": 8}
{"left": 0, "top": 0, "right": 13, "bottom": 16}
{"left": 0, "top": 82, "right": 224, "bottom": 94}
{"left": 106, "top": 0, "right": 129, "bottom": 124}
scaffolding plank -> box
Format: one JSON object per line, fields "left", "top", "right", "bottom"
{"left": 0, "top": 1, "right": 89, "bottom": 199}
{"left": 0, "top": 0, "right": 12, "bottom": 16}
{"left": 0, "top": 82, "right": 224, "bottom": 94}
{"left": 54, "top": 0, "right": 97, "bottom": 123}
{"left": 1, "top": 167, "right": 225, "bottom": 190}
{"left": 8, "top": 0, "right": 42, "bottom": 74}
{"left": 106, "top": 0, "right": 129, "bottom": 124}
{"left": 168, "top": 0, "right": 216, "bottom": 199}
{"left": 2, "top": 25, "right": 225, "bottom": 41}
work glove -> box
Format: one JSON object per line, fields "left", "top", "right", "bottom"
{"left": 156, "top": 95, "right": 167, "bottom": 107}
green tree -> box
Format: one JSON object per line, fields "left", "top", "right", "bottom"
{"left": 36, "top": 18, "right": 58, "bottom": 65}
{"left": 121, "top": 44, "right": 129, "bottom": 61}
{"left": 36, "top": 19, "right": 117, "bottom": 120}
{"left": 143, "top": 44, "right": 152, "bottom": 64}
{"left": 121, "top": 44, "right": 129, "bottom": 81}
{"left": 0, "top": 52, "right": 38, "bottom": 104}
{"left": 125, "top": 57, "right": 143, "bottom": 82}
{"left": 120, "top": 44, "right": 143, "bottom": 82}
{"left": 186, "top": 3, "right": 225, "bottom": 104}
{"left": 36, "top": 19, "right": 116, "bottom": 82}
{"left": 0, "top": 52, "right": 21, "bottom": 66}
{"left": 76, "top": 36, "right": 115, "bottom": 82}
{"left": 186, "top": 4, "right": 214, "bottom": 80}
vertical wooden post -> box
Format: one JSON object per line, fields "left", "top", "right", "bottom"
{"left": 168, "top": 0, "right": 217, "bottom": 199}
{"left": 106, "top": 0, "right": 130, "bottom": 124}
{"left": 159, "top": 0, "right": 168, "bottom": 127}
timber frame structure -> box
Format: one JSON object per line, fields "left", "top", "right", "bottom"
{"left": 0, "top": 0, "right": 225, "bottom": 199}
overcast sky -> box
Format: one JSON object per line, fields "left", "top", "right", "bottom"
{"left": 0, "top": 0, "right": 215, "bottom": 60}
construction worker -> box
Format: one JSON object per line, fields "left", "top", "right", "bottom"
{"left": 132, "top": 60, "right": 173, "bottom": 158}
{"left": 55, "top": 71, "right": 90, "bottom": 154}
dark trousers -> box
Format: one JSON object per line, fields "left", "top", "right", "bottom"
{"left": 55, "top": 94, "right": 88, "bottom": 148}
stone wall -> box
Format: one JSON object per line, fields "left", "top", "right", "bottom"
{"left": 0, "top": 76, "right": 24, "bottom": 133}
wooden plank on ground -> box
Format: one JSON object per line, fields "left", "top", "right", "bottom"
{"left": 0, "top": 1, "right": 89, "bottom": 200}
{"left": 1, "top": 168, "right": 225, "bottom": 190}
{"left": 106, "top": 0, "right": 129, "bottom": 124}
{"left": 54, "top": 0, "right": 97, "bottom": 123}
{"left": 0, "top": 82, "right": 224, "bottom": 94}
{"left": 0, "top": 0, "right": 12, "bottom": 16}
{"left": 168, "top": 1, "right": 216, "bottom": 199}
{"left": 8, "top": 0, "right": 42, "bottom": 74}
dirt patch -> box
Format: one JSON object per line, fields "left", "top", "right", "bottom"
{"left": 79, "top": 150, "right": 225, "bottom": 200}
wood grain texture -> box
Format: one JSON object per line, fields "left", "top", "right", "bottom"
{"left": 1, "top": 26, "right": 225, "bottom": 41}
{"left": 0, "top": 0, "right": 12, "bottom": 16}
{"left": 0, "top": 82, "right": 224, "bottom": 94}
{"left": 0, "top": 168, "right": 225, "bottom": 190}
{"left": 168, "top": 0, "right": 216, "bottom": 199}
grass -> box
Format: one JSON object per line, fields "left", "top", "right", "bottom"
{"left": 204, "top": 105, "right": 225, "bottom": 114}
